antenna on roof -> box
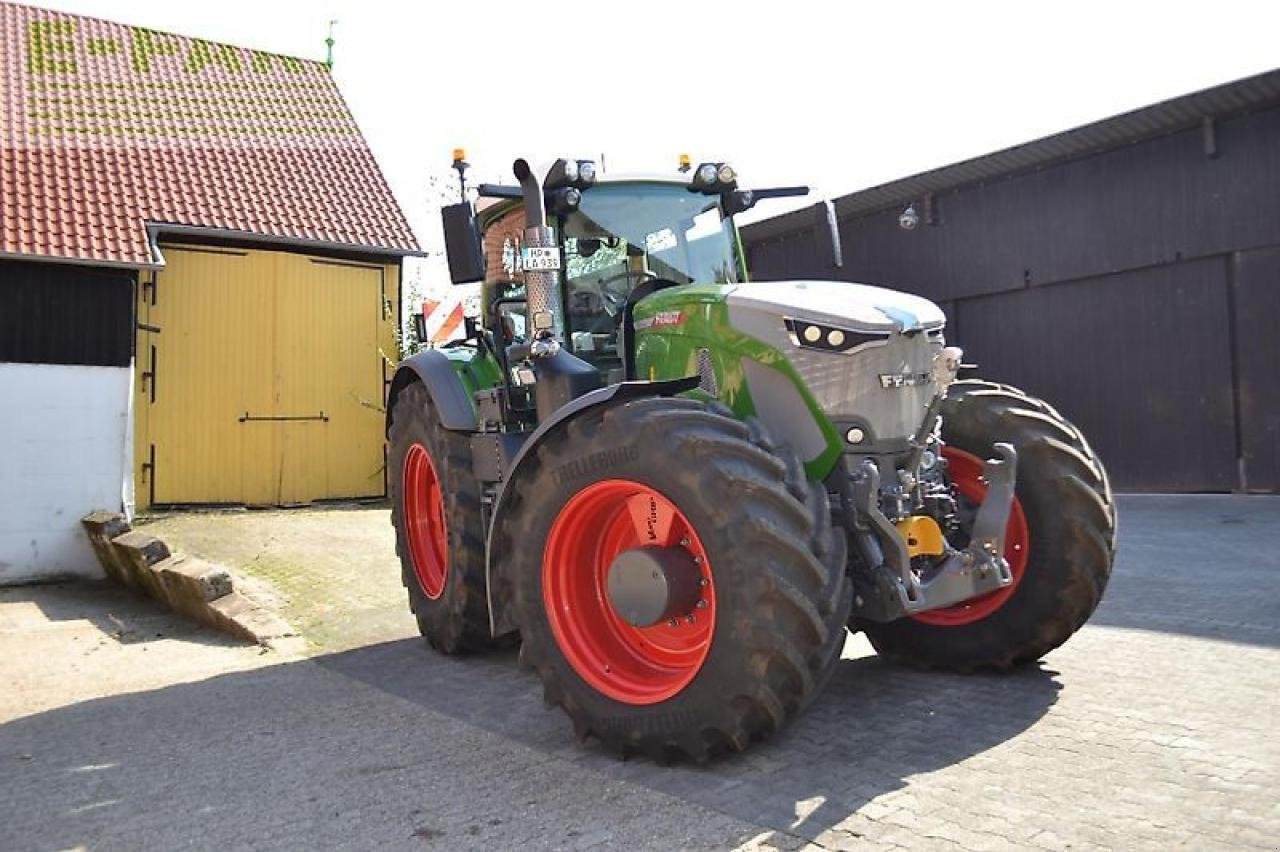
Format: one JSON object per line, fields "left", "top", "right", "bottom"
{"left": 325, "top": 20, "right": 337, "bottom": 70}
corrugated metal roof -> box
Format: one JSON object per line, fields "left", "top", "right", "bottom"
{"left": 0, "top": 2, "right": 420, "bottom": 267}
{"left": 745, "top": 68, "right": 1280, "bottom": 242}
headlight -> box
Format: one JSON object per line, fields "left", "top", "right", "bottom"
{"left": 696, "top": 163, "right": 718, "bottom": 186}
{"left": 717, "top": 164, "right": 736, "bottom": 184}
{"left": 547, "top": 187, "right": 581, "bottom": 215}
{"left": 784, "top": 318, "right": 886, "bottom": 354}
{"left": 545, "top": 157, "right": 595, "bottom": 191}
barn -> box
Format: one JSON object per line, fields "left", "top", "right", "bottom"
{"left": 743, "top": 69, "right": 1280, "bottom": 493}
{"left": 0, "top": 3, "right": 419, "bottom": 583}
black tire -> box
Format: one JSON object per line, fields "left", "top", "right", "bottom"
{"left": 495, "top": 397, "right": 851, "bottom": 761}
{"left": 859, "top": 379, "right": 1115, "bottom": 671}
{"left": 388, "top": 381, "right": 492, "bottom": 653}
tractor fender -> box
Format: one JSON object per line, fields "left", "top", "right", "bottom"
{"left": 385, "top": 349, "right": 478, "bottom": 436}
{"left": 484, "top": 375, "right": 700, "bottom": 636}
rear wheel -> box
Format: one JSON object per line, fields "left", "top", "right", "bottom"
{"left": 389, "top": 382, "right": 491, "bottom": 653}
{"left": 858, "top": 380, "right": 1114, "bottom": 671}
{"left": 497, "top": 397, "right": 851, "bottom": 761}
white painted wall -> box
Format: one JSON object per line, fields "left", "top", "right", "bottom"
{"left": 0, "top": 363, "right": 132, "bottom": 584}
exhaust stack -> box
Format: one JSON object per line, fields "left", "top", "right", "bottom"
{"left": 512, "top": 158, "right": 562, "bottom": 357}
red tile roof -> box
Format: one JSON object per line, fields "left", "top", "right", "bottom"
{"left": 0, "top": 2, "right": 419, "bottom": 266}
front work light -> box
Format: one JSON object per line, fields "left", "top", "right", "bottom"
{"left": 545, "top": 158, "right": 598, "bottom": 191}
{"left": 691, "top": 161, "right": 738, "bottom": 194}
{"left": 547, "top": 187, "right": 582, "bottom": 215}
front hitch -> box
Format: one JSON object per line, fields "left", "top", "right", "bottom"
{"left": 849, "top": 443, "right": 1018, "bottom": 623}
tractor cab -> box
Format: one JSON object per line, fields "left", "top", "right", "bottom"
{"left": 557, "top": 180, "right": 743, "bottom": 380}
{"left": 458, "top": 162, "right": 779, "bottom": 389}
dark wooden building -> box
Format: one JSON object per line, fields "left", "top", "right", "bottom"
{"left": 743, "top": 70, "right": 1280, "bottom": 493}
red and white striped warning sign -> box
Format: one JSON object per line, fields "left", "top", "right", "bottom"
{"left": 420, "top": 292, "right": 465, "bottom": 345}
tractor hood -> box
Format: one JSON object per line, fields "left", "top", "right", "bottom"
{"left": 727, "top": 280, "right": 945, "bottom": 334}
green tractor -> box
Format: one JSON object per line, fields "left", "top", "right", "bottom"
{"left": 387, "top": 154, "right": 1114, "bottom": 760}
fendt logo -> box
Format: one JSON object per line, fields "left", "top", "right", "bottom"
{"left": 632, "top": 311, "right": 686, "bottom": 332}
{"left": 879, "top": 371, "right": 932, "bottom": 389}
{"left": 26, "top": 19, "right": 313, "bottom": 77}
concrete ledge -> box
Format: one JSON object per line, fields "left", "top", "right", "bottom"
{"left": 110, "top": 531, "right": 172, "bottom": 605}
{"left": 208, "top": 592, "right": 296, "bottom": 644}
{"left": 81, "top": 512, "right": 296, "bottom": 647}
{"left": 81, "top": 511, "right": 134, "bottom": 588}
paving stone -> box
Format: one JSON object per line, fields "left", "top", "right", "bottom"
{"left": 16, "top": 494, "right": 1275, "bottom": 851}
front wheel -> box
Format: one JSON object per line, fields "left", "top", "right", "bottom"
{"left": 858, "top": 380, "right": 1115, "bottom": 671}
{"left": 497, "top": 398, "right": 851, "bottom": 761}
{"left": 388, "top": 382, "right": 492, "bottom": 653}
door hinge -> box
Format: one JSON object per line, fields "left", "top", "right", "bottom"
{"left": 141, "top": 345, "right": 157, "bottom": 403}
{"left": 141, "top": 444, "right": 156, "bottom": 507}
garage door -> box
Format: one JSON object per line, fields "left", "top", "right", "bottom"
{"left": 134, "top": 244, "right": 396, "bottom": 507}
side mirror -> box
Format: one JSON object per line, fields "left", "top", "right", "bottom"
{"left": 442, "top": 202, "right": 485, "bottom": 284}
{"left": 813, "top": 199, "right": 843, "bottom": 269}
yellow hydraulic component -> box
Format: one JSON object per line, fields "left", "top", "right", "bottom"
{"left": 896, "top": 515, "right": 947, "bottom": 559}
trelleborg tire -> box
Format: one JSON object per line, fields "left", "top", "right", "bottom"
{"left": 496, "top": 397, "right": 851, "bottom": 761}
{"left": 388, "top": 381, "right": 492, "bottom": 653}
{"left": 858, "top": 379, "right": 1115, "bottom": 671}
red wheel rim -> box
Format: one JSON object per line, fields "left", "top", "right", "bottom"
{"left": 912, "top": 446, "right": 1030, "bottom": 627}
{"left": 543, "top": 480, "right": 716, "bottom": 705}
{"left": 403, "top": 443, "right": 447, "bottom": 600}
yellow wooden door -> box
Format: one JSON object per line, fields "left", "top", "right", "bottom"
{"left": 145, "top": 245, "right": 277, "bottom": 505}
{"left": 136, "top": 244, "right": 394, "bottom": 508}
{"left": 272, "top": 255, "right": 388, "bottom": 503}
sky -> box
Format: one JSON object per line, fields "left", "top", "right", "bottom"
{"left": 20, "top": 0, "right": 1280, "bottom": 272}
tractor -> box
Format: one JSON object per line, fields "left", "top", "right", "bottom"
{"left": 386, "top": 154, "right": 1114, "bottom": 761}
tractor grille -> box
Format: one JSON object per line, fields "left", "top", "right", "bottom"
{"left": 697, "top": 348, "right": 718, "bottom": 397}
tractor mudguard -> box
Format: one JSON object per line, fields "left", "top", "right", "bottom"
{"left": 386, "top": 349, "right": 479, "bottom": 435}
{"left": 484, "top": 375, "right": 699, "bottom": 636}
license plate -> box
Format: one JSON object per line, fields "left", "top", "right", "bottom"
{"left": 520, "top": 247, "right": 561, "bottom": 271}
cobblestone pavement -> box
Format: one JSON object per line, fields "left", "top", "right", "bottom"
{"left": 1, "top": 495, "right": 1277, "bottom": 851}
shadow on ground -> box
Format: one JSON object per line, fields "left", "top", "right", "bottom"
{"left": 7, "top": 495, "right": 1275, "bottom": 848}
{"left": 0, "top": 580, "right": 240, "bottom": 649}
{"left": 0, "top": 626, "right": 1058, "bottom": 849}
{"left": 320, "top": 638, "right": 1061, "bottom": 845}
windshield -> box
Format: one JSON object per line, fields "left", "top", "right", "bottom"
{"left": 555, "top": 182, "right": 739, "bottom": 379}
{"left": 561, "top": 182, "right": 740, "bottom": 288}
